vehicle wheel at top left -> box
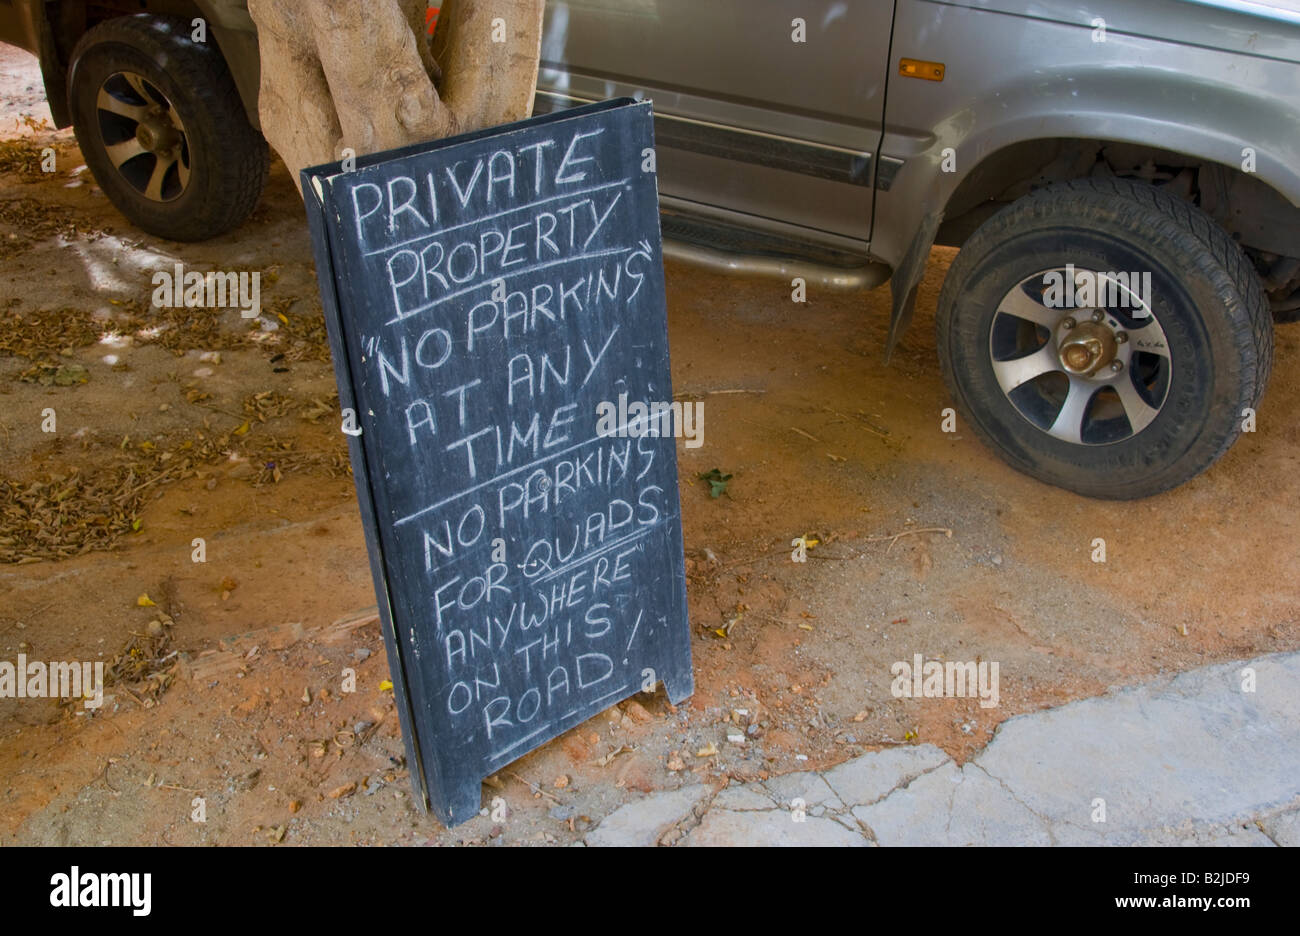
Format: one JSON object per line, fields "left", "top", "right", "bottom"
{"left": 67, "top": 14, "right": 268, "bottom": 241}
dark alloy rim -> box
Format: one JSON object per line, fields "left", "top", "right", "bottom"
{"left": 94, "top": 70, "right": 192, "bottom": 203}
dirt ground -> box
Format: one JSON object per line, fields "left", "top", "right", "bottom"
{"left": 2, "top": 44, "right": 1297, "bottom": 846}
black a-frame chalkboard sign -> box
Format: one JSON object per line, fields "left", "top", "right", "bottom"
{"left": 302, "top": 99, "right": 693, "bottom": 826}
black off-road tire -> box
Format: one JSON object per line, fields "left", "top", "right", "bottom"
{"left": 67, "top": 14, "right": 268, "bottom": 241}
{"left": 936, "top": 177, "right": 1273, "bottom": 499}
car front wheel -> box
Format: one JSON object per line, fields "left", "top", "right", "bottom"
{"left": 936, "top": 177, "right": 1272, "bottom": 499}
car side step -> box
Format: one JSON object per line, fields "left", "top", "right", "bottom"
{"left": 660, "top": 211, "right": 889, "bottom": 292}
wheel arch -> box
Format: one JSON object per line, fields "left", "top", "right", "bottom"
{"left": 885, "top": 128, "right": 1300, "bottom": 356}
{"left": 880, "top": 50, "right": 1300, "bottom": 355}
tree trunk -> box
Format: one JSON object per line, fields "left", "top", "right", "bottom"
{"left": 247, "top": 0, "right": 545, "bottom": 191}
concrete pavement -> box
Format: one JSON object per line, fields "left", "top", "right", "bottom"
{"left": 583, "top": 651, "right": 1300, "bottom": 846}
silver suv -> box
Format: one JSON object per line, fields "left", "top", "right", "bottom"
{"left": 3, "top": 0, "right": 1298, "bottom": 498}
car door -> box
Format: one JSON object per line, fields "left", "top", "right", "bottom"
{"left": 535, "top": 0, "right": 894, "bottom": 247}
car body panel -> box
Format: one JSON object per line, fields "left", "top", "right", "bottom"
{"left": 535, "top": 0, "right": 891, "bottom": 246}
{"left": 873, "top": 0, "right": 1300, "bottom": 269}
{"left": 0, "top": 0, "right": 39, "bottom": 52}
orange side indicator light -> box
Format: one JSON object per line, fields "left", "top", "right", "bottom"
{"left": 899, "top": 58, "right": 945, "bottom": 82}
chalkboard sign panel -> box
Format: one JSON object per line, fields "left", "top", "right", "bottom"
{"left": 302, "top": 99, "right": 693, "bottom": 826}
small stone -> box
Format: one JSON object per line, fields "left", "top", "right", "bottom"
{"left": 623, "top": 699, "right": 653, "bottom": 724}
{"left": 232, "top": 769, "right": 261, "bottom": 792}
{"left": 327, "top": 782, "right": 357, "bottom": 799}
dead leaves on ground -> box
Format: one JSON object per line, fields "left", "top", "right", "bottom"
{"left": 0, "top": 305, "right": 105, "bottom": 360}
{"left": 0, "top": 196, "right": 109, "bottom": 260}
{"left": 0, "top": 292, "right": 334, "bottom": 370}
{"left": 0, "top": 466, "right": 163, "bottom": 563}
{"left": 0, "top": 391, "right": 349, "bottom": 563}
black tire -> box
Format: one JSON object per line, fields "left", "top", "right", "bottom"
{"left": 67, "top": 14, "right": 268, "bottom": 241}
{"left": 936, "top": 177, "right": 1273, "bottom": 499}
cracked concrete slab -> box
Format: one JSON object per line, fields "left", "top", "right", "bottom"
{"left": 584, "top": 784, "right": 712, "bottom": 847}
{"left": 852, "top": 761, "right": 1054, "bottom": 846}
{"left": 971, "top": 652, "right": 1300, "bottom": 845}
{"left": 1260, "top": 806, "right": 1300, "bottom": 847}
{"left": 1137, "top": 824, "right": 1276, "bottom": 847}
{"left": 712, "top": 785, "right": 777, "bottom": 811}
{"left": 821, "top": 743, "right": 950, "bottom": 807}
{"left": 683, "top": 808, "right": 871, "bottom": 846}
{"left": 763, "top": 771, "right": 843, "bottom": 811}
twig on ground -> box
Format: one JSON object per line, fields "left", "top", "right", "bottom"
{"left": 100, "top": 759, "right": 119, "bottom": 793}
{"left": 507, "top": 770, "right": 561, "bottom": 805}
{"left": 865, "top": 527, "right": 954, "bottom": 554}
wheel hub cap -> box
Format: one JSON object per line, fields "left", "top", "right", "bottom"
{"left": 134, "top": 112, "right": 179, "bottom": 155}
{"left": 987, "top": 267, "right": 1173, "bottom": 446}
{"left": 1058, "top": 321, "right": 1117, "bottom": 376}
